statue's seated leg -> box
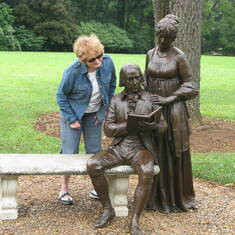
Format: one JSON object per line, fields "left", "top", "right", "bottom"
{"left": 87, "top": 149, "right": 122, "bottom": 228}
{"left": 129, "top": 150, "right": 154, "bottom": 235}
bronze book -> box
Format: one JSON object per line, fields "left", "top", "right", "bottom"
{"left": 127, "top": 106, "right": 162, "bottom": 135}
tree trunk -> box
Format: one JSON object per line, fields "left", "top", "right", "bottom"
{"left": 152, "top": 0, "right": 203, "bottom": 125}
{"left": 118, "top": 0, "right": 128, "bottom": 29}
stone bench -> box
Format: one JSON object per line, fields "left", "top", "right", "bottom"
{"left": 0, "top": 154, "right": 160, "bottom": 220}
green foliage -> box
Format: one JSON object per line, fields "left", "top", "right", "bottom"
{"left": 0, "top": 3, "right": 20, "bottom": 50}
{"left": 0, "top": 2, "right": 14, "bottom": 26}
{"left": 128, "top": 31, "right": 153, "bottom": 54}
{"left": 1, "top": 0, "right": 235, "bottom": 54}
{"left": 15, "top": 26, "right": 45, "bottom": 51}
{"left": 72, "top": 0, "right": 154, "bottom": 53}
{"left": 125, "top": 0, "right": 155, "bottom": 53}
{"left": 77, "top": 21, "right": 133, "bottom": 53}
{"left": 13, "top": 0, "right": 77, "bottom": 51}
{"left": 202, "top": 0, "right": 235, "bottom": 55}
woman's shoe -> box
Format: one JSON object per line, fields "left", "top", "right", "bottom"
{"left": 58, "top": 192, "right": 74, "bottom": 205}
{"left": 90, "top": 189, "right": 100, "bottom": 200}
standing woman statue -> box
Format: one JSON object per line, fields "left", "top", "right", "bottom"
{"left": 144, "top": 14, "right": 198, "bottom": 213}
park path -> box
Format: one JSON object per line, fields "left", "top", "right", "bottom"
{"left": 1, "top": 175, "right": 234, "bottom": 235}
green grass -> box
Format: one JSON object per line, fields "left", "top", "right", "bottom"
{"left": 0, "top": 52, "right": 234, "bottom": 184}
{"left": 0, "top": 52, "right": 71, "bottom": 153}
{"left": 192, "top": 153, "right": 235, "bottom": 185}
{"left": 200, "top": 56, "right": 235, "bottom": 120}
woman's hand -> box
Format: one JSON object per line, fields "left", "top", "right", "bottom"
{"left": 150, "top": 95, "right": 177, "bottom": 105}
{"left": 70, "top": 121, "right": 81, "bottom": 129}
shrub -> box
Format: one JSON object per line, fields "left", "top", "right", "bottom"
{"left": 77, "top": 21, "right": 133, "bottom": 53}
{"left": 15, "top": 26, "right": 45, "bottom": 51}
{"left": 128, "top": 31, "right": 154, "bottom": 54}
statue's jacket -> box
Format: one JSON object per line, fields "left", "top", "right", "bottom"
{"left": 104, "top": 89, "right": 167, "bottom": 164}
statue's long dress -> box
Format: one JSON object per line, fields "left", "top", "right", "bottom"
{"left": 145, "top": 47, "right": 198, "bottom": 213}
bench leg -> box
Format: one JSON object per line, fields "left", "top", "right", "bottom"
{"left": 106, "top": 175, "right": 129, "bottom": 217}
{"left": 0, "top": 176, "right": 18, "bottom": 220}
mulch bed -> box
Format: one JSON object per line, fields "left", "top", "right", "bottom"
{"left": 1, "top": 113, "right": 234, "bottom": 234}
{"left": 34, "top": 112, "right": 235, "bottom": 153}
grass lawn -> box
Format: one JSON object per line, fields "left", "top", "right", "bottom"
{"left": 200, "top": 56, "right": 235, "bottom": 120}
{"left": 192, "top": 153, "right": 235, "bottom": 185}
{"left": 0, "top": 51, "right": 234, "bottom": 184}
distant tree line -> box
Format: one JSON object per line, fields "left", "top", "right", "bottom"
{"left": 0, "top": 0, "right": 234, "bottom": 55}
{"left": 202, "top": 0, "right": 235, "bottom": 55}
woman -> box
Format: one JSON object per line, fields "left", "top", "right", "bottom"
{"left": 144, "top": 15, "right": 198, "bottom": 213}
{"left": 57, "top": 34, "right": 116, "bottom": 204}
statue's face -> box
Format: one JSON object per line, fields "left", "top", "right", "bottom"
{"left": 123, "top": 70, "right": 142, "bottom": 93}
{"left": 157, "top": 33, "right": 172, "bottom": 49}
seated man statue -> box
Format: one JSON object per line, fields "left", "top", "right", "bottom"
{"left": 87, "top": 64, "right": 167, "bottom": 235}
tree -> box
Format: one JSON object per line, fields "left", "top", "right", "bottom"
{"left": 71, "top": 0, "right": 155, "bottom": 53}
{"left": 0, "top": 2, "right": 20, "bottom": 50}
{"left": 202, "top": 0, "right": 235, "bottom": 55}
{"left": 152, "top": 0, "right": 202, "bottom": 124}
{"left": 13, "top": 0, "right": 77, "bottom": 51}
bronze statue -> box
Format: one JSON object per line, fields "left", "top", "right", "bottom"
{"left": 144, "top": 14, "right": 198, "bottom": 213}
{"left": 87, "top": 64, "right": 167, "bottom": 235}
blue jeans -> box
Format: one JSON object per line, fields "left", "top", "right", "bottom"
{"left": 60, "top": 112, "right": 103, "bottom": 154}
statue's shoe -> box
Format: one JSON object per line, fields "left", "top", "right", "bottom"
{"left": 130, "top": 224, "right": 143, "bottom": 235}
{"left": 95, "top": 208, "right": 115, "bottom": 228}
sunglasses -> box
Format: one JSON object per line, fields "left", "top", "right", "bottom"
{"left": 87, "top": 53, "right": 103, "bottom": 63}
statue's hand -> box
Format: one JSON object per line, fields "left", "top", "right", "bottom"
{"left": 150, "top": 95, "right": 177, "bottom": 105}
{"left": 138, "top": 120, "right": 158, "bottom": 131}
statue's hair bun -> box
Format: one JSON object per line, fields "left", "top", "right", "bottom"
{"left": 164, "top": 14, "right": 179, "bottom": 28}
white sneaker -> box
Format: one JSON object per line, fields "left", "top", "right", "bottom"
{"left": 90, "top": 189, "right": 100, "bottom": 200}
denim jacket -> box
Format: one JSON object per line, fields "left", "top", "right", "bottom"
{"left": 56, "top": 55, "right": 116, "bottom": 124}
